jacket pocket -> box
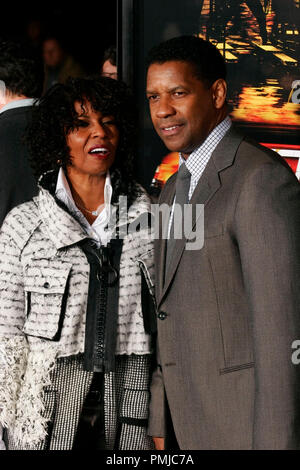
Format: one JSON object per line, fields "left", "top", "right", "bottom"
{"left": 204, "top": 223, "right": 224, "bottom": 239}
{"left": 23, "top": 260, "right": 72, "bottom": 340}
{"left": 116, "top": 388, "right": 154, "bottom": 450}
{"left": 219, "top": 362, "right": 254, "bottom": 375}
{"left": 119, "top": 388, "right": 150, "bottom": 426}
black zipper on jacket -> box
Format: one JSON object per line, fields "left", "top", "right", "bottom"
{"left": 94, "top": 248, "right": 108, "bottom": 369}
{"left": 80, "top": 239, "right": 121, "bottom": 373}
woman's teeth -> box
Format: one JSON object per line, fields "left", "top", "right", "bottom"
{"left": 89, "top": 148, "right": 108, "bottom": 154}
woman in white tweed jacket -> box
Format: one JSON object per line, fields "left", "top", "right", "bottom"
{"left": 0, "top": 77, "right": 156, "bottom": 450}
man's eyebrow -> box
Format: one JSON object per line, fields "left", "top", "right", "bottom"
{"left": 146, "top": 86, "right": 187, "bottom": 94}
{"left": 169, "top": 86, "right": 187, "bottom": 92}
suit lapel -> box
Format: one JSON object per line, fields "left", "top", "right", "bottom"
{"left": 155, "top": 176, "right": 176, "bottom": 302}
{"left": 157, "top": 127, "right": 244, "bottom": 309}
{"left": 159, "top": 159, "right": 220, "bottom": 306}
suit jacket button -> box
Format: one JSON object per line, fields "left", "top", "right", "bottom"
{"left": 158, "top": 311, "right": 167, "bottom": 320}
{"left": 43, "top": 282, "right": 50, "bottom": 288}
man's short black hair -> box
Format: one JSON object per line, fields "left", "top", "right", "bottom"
{"left": 146, "top": 35, "right": 226, "bottom": 87}
{"left": 0, "top": 39, "right": 44, "bottom": 98}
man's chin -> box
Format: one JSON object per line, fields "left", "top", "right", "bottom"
{"left": 162, "top": 143, "right": 188, "bottom": 156}
{"left": 160, "top": 138, "right": 183, "bottom": 154}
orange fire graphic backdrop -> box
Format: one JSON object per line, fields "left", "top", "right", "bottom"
{"left": 151, "top": 0, "right": 300, "bottom": 189}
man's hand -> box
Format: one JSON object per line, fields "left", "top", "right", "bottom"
{"left": 153, "top": 437, "right": 165, "bottom": 450}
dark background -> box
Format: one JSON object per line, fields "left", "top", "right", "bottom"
{"left": 2, "top": 1, "right": 299, "bottom": 189}
{"left": 1, "top": 2, "right": 117, "bottom": 74}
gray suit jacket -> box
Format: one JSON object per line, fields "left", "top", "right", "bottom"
{"left": 148, "top": 127, "right": 300, "bottom": 449}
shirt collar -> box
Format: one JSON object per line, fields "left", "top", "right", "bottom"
{"left": 55, "top": 167, "right": 113, "bottom": 227}
{"left": 0, "top": 98, "right": 35, "bottom": 115}
{"left": 179, "top": 116, "right": 232, "bottom": 175}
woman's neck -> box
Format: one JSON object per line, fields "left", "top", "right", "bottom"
{"left": 66, "top": 169, "right": 107, "bottom": 224}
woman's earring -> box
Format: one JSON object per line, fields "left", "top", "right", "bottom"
{"left": 57, "top": 159, "right": 62, "bottom": 166}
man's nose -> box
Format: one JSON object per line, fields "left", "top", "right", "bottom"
{"left": 155, "top": 96, "right": 175, "bottom": 119}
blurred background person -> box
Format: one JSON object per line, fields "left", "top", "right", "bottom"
{"left": 0, "top": 38, "right": 44, "bottom": 226}
{"left": 43, "top": 35, "right": 85, "bottom": 92}
{"left": 101, "top": 45, "right": 117, "bottom": 79}
{"left": 26, "top": 17, "right": 44, "bottom": 52}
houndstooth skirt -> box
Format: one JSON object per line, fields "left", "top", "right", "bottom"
{"left": 5, "top": 353, "right": 155, "bottom": 450}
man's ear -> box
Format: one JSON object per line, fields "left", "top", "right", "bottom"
{"left": 211, "top": 79, "right": 227, "bottom": 109}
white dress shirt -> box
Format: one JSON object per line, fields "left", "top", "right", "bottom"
{"left": 55, "top": 167, "right": 113, "bottom": 246}
{"left": 180, "top": 115, "right": 232, "bottom": 199}
{"left": 168, "top": 116, "right": 232, "bottom": 236}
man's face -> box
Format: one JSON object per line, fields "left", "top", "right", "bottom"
{"left": 43, "top": 39, "right": 64, "bottom": 68}
{"left": 102, "top": 60, "right": 118, "bottom": 80}
{"left": 146, "top": 60, "right": 226, "bottom": 158}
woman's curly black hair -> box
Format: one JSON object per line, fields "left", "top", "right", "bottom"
{"left": 26, "top": 76, "right": 140, "bottom": 205}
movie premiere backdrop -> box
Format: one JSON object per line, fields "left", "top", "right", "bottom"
{"left": 119, "top": 0, "right": 300, "bottom": 191}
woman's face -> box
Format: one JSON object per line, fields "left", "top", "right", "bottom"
{"left": 66, "top": 100, "right": 119, "bottom": 178}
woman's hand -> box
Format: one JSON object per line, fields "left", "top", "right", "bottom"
{"left": 153, "top": 437, "right": 165, "bottom": 450}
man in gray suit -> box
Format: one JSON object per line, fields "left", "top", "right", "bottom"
{"left": 146, "top": 36, "right": 300, "bottom": 450}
